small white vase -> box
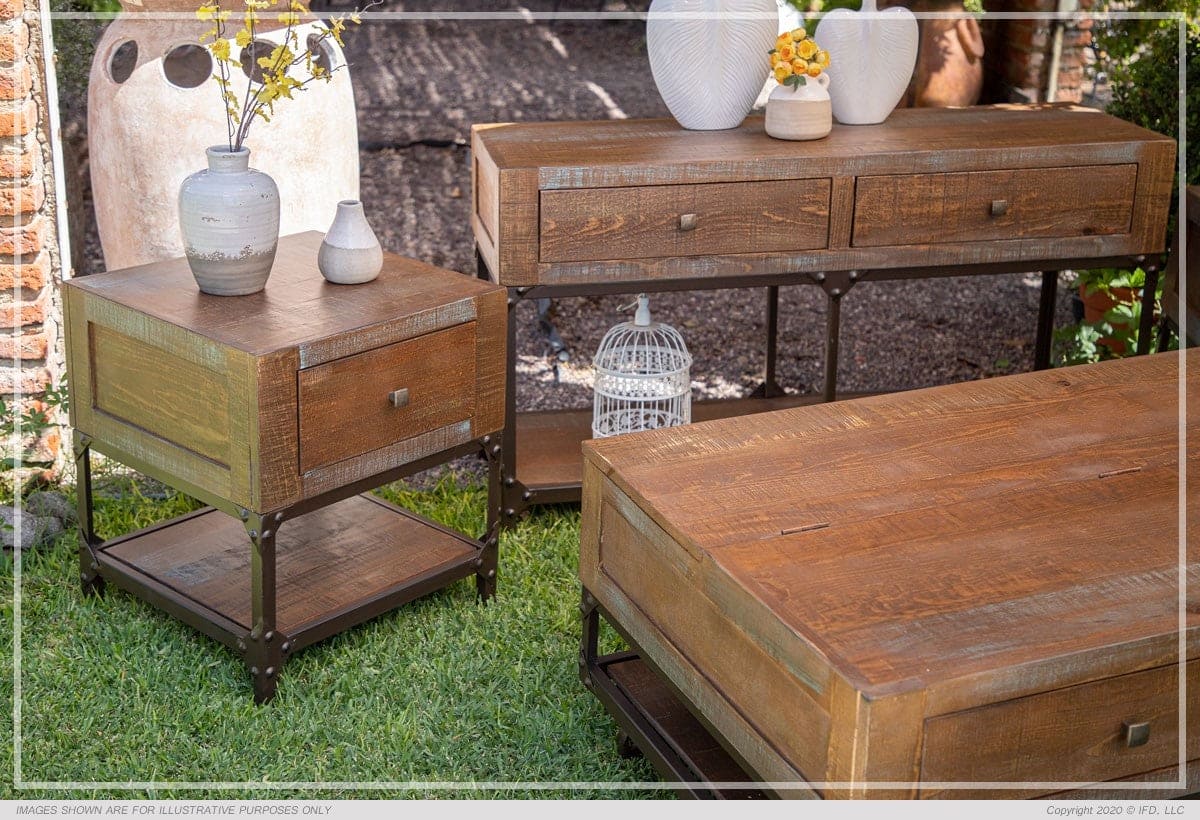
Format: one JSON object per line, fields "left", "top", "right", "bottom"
{"left": 179, "top": 146, "right": 280, "bottom": 296}
{"left": 318, "top": 200, "right": 383, "bottom": 285}
{"left": 646, "top": 0, "right": 778, "bottom": 130}
{"left": 815, "top": 0, "right": 918, "bottom": 125}
{"left": 765, "top": 73, "right": 832, "bottom": 140}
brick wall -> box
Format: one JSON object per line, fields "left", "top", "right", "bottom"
{"left": 1, "top": 0, "right": 65, "bottom": 477}
{"left": 981, "top": 0, "right": 1096, "bottom": 104}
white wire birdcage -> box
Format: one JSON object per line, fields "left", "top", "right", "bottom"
{"left": 592, "top": 294, "right": 693, "bottom": 439}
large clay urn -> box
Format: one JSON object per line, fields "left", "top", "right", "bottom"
{"left": 887, "top": 0, "right": 985, "bottom": 108}
{"left": 88, "top": 0, "right": 359, "bottom": 271}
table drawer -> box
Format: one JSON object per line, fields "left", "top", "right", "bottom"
{"left": 920, "top": 660, "right": 1197, "bottom": 795}
{"left": 298, "top": 323, "right": 477, "bottom": 473}
{"left": 540, "top": 179, "right": 832, "bottom": 263}
{"left": 852, "top": 164, "right": 1137, "bottom": 247}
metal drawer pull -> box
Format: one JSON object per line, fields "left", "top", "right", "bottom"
{"left": 990, "top": 199, "right": 1009, "bottom": 217}
{"left": 1123, "top": 720, "right": 1150, "bottom": 748}
{"left": 679, "top": 213, "right": 699, "bottom": 231}
{"left": 388, "top": 388, "right": 410, "bottom": 408}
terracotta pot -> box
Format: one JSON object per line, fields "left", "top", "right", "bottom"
{"left": 1079, "top": 284, "right": 1137, "bottom": 354}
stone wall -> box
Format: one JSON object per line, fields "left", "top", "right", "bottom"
{"left": 1, "top": 0, "right": 66, "bottom": 478}
{"left": 982, "top": 0, "right": 1097, "bottom": 104}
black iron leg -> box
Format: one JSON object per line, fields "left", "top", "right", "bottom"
{"left": 579, "top": 587, "right": 600, "bottom": 688}
{"left": 245, "top": 512, "right": 282, "bottom": 705}
{"left": 1137, "top": 263, "right": 1161, "bottom": 356}
{"left": 500, "top": 287, "right": 527, "bottom": 523}
{"left": 1034, "top": 270, "right": 1059, "bottom": 370}
{"left": 822, "top": 290, "right": 843, "bottom": 403}
{"left": 477, "top": 434, "right": 502, "bottom": 601}
{"left": 750, "top": 286, "right": 784, "bottom": 399}
{"left": 74, "top": 432, "right": 103, "bottom": 597}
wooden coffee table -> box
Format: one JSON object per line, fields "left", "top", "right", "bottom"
{"left": 64, "top": 232, "right": 506, "bottom": 703}
{"left": 579, "top": 349, "right": 1198, "bottom": 798}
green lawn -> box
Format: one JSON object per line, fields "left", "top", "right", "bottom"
{"left": 1, "top": 472, "right": 660, "bottom": 799}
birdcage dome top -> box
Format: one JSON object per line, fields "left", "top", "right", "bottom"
{"left": 593, "top": 295, "right": 692, "bottom": 377}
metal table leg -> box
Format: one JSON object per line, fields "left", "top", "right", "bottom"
{"left": 1034, "top": 270, "right": 1059, "bottom": 370}
{"left": 74, "top": 432, "right": 103, "bottom": 597}
{"left": 1137, "top": 262, "right": 1161, "bottom": 356}
{"left": 245, "top": 512, "right": 282, "bottom": 705}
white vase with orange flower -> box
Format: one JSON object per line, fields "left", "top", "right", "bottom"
{"left": 765, "top": 27, "right": 833, "bottom": 141}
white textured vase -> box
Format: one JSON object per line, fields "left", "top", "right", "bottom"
{"left": 816, "top": 0, "right": 918, "bottom": 125}
{"left": 319, "top": 200, "right": 383, "bottom": 285}
{"left": 765, "top": 73, "right": 832, "bottom": 141}
{"left": 646, "top": 0, "right": 778, "bottom": 130}
{"left": 178, "top": 146, "right": 280, "bottom": 296}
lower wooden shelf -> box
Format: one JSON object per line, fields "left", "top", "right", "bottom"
{"left": 589, "top": 652, "right": 765, "bottom": 800}
{"left": 98, "top": 494, "right": 480, "bottom": 651}
{"left": 515, "top": 393, "right": 868, "bottom": 503}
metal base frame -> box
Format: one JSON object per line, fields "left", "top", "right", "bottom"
{"left": 75, "top": 430, "right": 503, "bottom": 705}
{"left": 579, "top": 588, "right": 770, "bottom": 800}
{"left": 484, "top": 247, "right": 1163, "bottom": 520}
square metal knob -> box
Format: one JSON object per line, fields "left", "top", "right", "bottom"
{"left": 388, "top": 388, "right": 410, "bottom": 408}
{"left": 679, "top": 213, "right": 699, "bottom": 231}
{"left": 1123, "top": 720, "right": 1150, "bottom": 748}
{"left": 990, "top": 199, "right": 1009, "bottom": 217}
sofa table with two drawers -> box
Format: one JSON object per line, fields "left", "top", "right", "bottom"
{"left": 64, "top": 232, "right": 507, "bottom": 703}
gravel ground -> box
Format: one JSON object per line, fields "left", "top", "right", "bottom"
{"left": 64, "top": 0, "right": 1080, "bottom": 423}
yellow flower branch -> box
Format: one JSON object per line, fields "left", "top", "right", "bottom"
{"left": 768, "top": 25, "right": 831, "bottom": 90}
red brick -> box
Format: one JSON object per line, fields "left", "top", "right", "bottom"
{"left": 0, "top": 97, "right": 37, "bottom": 137}
{"left": 0, "top": 176, "right": 43, "bottom": 215}
{"left": 0, "top": 328, "right": 46, "bottom": 358}
{"left": 0, "top": 20, "right": 28, "bottom": 63}
{"left": 0, "top": 289, "right": 44, "bottom": 327}
{"left": 0, "top": 363, "right": 48, "bottom": 394}
{"left": 0, "top": 61, "right": 31, "bottom": 101}
{"left": 0, "top": 143, "right": 37, "bottom": 178}
{"left": 0, "top": 251, "right": 47, "bottom": 289}
{"left": 0, "top": 0, "right": 24, "bottom": 19}
{"left": 0, "top": 214, "right": 43, "bottom": 255}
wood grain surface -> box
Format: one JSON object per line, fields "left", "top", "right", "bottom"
{"left": 540, "top": 179, "right": 831, "bottom": 262}
{"left": 65, "top": 232, "right": 507, "bottom": 513}
{"left": 581, "top": 349, "right": 1198, "bottom": 796}
{"left": 102, "top": 494, "right": 477, "bottom": 636}
{"left": 473, "top": 105, "right": 1175, "bottom": 286}
{"left": 298, "top": 322, "right": 476, "bottom": 473}
{"left": 852, "top": 165, "right": 1136, "bottom": 247}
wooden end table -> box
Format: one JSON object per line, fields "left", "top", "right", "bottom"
{"left": 64, "top": 232, "right": 507, "bottom": 703}
{"left": 579, "top": 349, "right": 1197, "bottom": 798}
{"left": 471, "top": 105, "right": 1176, "bottom": 517}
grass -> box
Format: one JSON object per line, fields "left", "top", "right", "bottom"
{"left": 0, "top": 471, "right": 660, "bottom": 799}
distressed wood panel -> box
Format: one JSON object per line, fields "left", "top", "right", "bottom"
{"left": 540, "top": 179, "right": 831, "bottom": 263}
{"left": 298, "top": 323, "right": 476, "bottom": 473}
{"left": 90, "top": 324, "right": 232, "bottom": 467}
{"left": 472, "top": 287, "right": 507, "bottom": 438}
{"left": 852, "top": 165, "right": 1136, "bottom": 247}
{"left": 920, "top": 661, "right": 1200, "bottom": 798}
{"left": 581, "top": 349, "right": 1199, "bottom": 797}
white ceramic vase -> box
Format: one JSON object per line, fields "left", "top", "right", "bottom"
{"left": 319, "top": 200, "right": 383, "bottom": 285}
{"left": 815, "top": 0, "right": 918, "bottom": 125}
{"left": 178, "top": 146, "right": 280, "bottom": 296}
{"left": 646, "top": 0, "right": 778, "bottom": 130}
{"left": 765, "top": 73, "right": 832, "bottom": 140}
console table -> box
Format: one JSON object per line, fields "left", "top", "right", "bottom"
{"left": 579, "top": 348, "right": 1198, "bottom": 798}
{"left": 64, "top": 232, "right": 506, "bottom": 703}
{"left": 471, "top": 105, "right": 1175, "bottom": 516}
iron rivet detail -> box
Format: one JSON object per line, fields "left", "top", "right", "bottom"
{"left": 261, "top": 530, "right": 272, "bottom": 540}
{"left": 265, "top": 667, "right": 276, "bottom": 678}
{"left": 248, "top": 530, "right": 258, "bottom": 540}
{"left": 830, "top": 288, "right": 842, "bottom": 297}
{"left": 487, "top": 569, "right": 496, "bottom": 578}
{"left": 505, "top": 508, "right": 516, "bottom": 517}
{"left": 239, "top": 509, "right": 250, "bottom": 521}
{"left": 522, "top": 491, "right": 532, "bottom": 501}
{"left": 505, "top": 477, "right": 515, "bottom": 487}
{"left": 816, "top": 272, "right": 826, "bottom": 282}
{"left": 237, "top": 640, "right": 246, "bottom": 652}
{"left": 491, "top": 444, "right": 502, "bottom": 456}
{"left": 264, "top": 631, "right": 274, "bottom": 642}
{"left": 90, "top": 562, "right": 99, "bottom": 571}
{"left": 849, "top": 271, "right": 859, "bottom": 280}
{"left": 281, "top": 641, "right": 291, "bottom": 653}
{"left": 481, "top": 435, "right": 491, "bottom": 445}
{"left": 250, "top": 666, "right": 259, "bottom": 675}
{"left": 79, "top": 572, "right": 88, "bottom": 582}
{"left": 475, "top": 557, "right": 484, "bottom": 567}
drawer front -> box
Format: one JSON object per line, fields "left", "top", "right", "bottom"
{"left": 298, "top": 323, "right": 476, "bottom": 473}
{"left": 852, "top": 164, "right": 1137, "bottom": 247}
{"left": 540, "top": 179, "right": 832, "bottom": 263}
{"left": 920, "top": 660, "right": 1198, "bottom": 796}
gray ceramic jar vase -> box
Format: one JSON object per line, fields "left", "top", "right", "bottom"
{"left": 318, "top": 199, "right": 383, "bottom": 285}
{"left": 178, "top": 146, "right": 280, "bottom": 296}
